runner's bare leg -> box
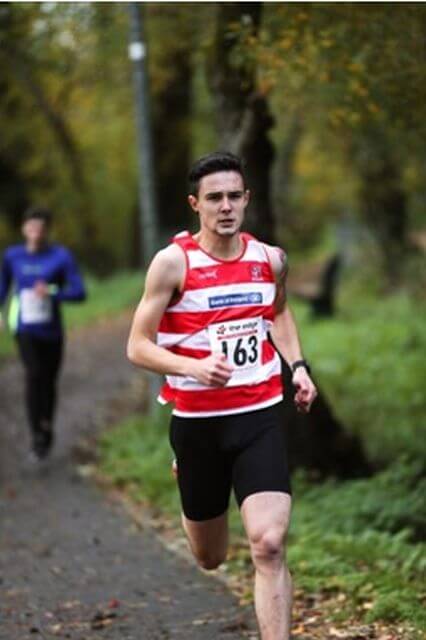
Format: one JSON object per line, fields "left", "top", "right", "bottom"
{"left": 241, "top": 492, "right": 292, "bottom": 640}
{"left": 182, "top": 512, "right": 229, "bottom": 570}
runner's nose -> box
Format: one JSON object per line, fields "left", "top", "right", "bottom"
{"left": 220, "top": 196, "right": 232, "bottom": 212}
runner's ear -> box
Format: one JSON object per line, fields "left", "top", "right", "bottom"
{"left": 188, "top": 194, "right": 199, "bottom": 213}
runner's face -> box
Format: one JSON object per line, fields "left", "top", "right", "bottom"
{"left": 188, "top": 171, "right": 249, "bottom": 237}
{"left": 22, "top": 219, "right": 49, "bottom": 249}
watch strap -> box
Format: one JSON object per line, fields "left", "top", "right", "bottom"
{"left": 291, "top": 359, "right": 311, "bottom": 375}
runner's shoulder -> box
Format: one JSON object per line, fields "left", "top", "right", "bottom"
{"left": 148, "top": 243, "right": 185, "bottom": 290}
{"left": 50, "top": 244, "right": 73, "bottom": 260}
{"left": 262, "top": 243, "right": 288, "bottom": 277}
{"left": 2, "top": 244, "right": 26, "bottom": 262}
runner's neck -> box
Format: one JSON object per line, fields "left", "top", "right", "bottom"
{"left": 193, "top": 231, "right": 244, "bottom": 262}
{"left": 26, "top": 241, "right": 49, "bottom": 254}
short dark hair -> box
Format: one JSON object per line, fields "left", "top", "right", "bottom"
{"left": 23, "top": 206, "right": 52, "bottom": 226}
{"left": 189, "top": 151, "right": 246, "bottom": 196}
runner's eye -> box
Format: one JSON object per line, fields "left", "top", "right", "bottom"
{"left": 206, "top": 192, "right": 243, "bottom": 202}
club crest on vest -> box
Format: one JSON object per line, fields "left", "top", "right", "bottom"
{"left": 250, "top": 264, "right": 263, "bottom": 281}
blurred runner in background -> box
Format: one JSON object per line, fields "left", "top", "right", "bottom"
{"left": 0, "top": 207, "right": 86, "bottom": 462}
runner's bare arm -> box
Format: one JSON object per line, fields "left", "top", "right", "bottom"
{"left": 127, "top": 246, "right": 232, "bottom": 386}
{"left": 264, "top": 244, "right": 304, "bottom": 365}
{"left": 264, "top": 244, "right": 317, "bottom": 412}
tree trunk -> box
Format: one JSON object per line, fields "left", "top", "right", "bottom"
{"left": 0, "top": 157, "right": 30, "bottom": 232}
{"left": 352, "top": 127, "right": 408, "bottom": 286}
{"left": 273, "top": 113, "right": 304, "bottom": 240}
{"left": 207, "top": 3, "right": 276, "bottom": 244}
{"left": 151, "top": 34, "right": 192, "bottom": 240}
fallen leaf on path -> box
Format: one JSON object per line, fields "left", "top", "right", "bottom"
{"left": 76, "top": 464, "right": 95, "bottom": 478}
{"left": 158, "top": 595, "right": 172, "bottom": 603}
{"left": 49, "top": 623, "right": 63, "bottom": 634}
{"left": 221, "top": 617, "right": 250, "bottom": 632}
{"left": 60, "top": 600, "right": 81, "bottom": 610}
{"left": 91, "top": 610, "right": 118, "bottom": 630}
{"left": 292, "top": 624, "right": 307, "bottom": 636}
{"left": 50, "top": 566, "right": 63, "bottom": 575}
{"left": 108, "top": 598, "right": 120, "bottom": 608}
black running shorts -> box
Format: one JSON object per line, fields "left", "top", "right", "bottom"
{"left": 169, "top": 403, "right": 291, "bottom": 521}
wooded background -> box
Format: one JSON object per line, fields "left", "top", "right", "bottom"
{"left": 1, "top": 2, "right": 425, "bottom": 285}
{"left": 1, "top": 6, "right": 425, "bottom": 630}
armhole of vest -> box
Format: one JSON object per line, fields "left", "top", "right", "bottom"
{"left": 260, "top": 241, "right": 277, "bottom": 283}
{"left": 170, "top": 241, "right": 189, "bottom": 305}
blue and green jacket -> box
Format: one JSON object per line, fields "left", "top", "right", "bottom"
{"left": 0, "top": 243, "right": 86, "bottom": 339}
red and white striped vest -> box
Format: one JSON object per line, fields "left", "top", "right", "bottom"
{"left": 157, "top": 231, "right": 283, "bottom": 417}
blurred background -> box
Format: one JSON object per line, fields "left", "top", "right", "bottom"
{"left": 0, "top": 2, "right": 425, "bottom": 635}
{"left": 1, "top": 2, "right": 425, "bottom": 279}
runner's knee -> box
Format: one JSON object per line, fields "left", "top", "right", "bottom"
{"left": 249, "top": 528, "right": 286, "bottom": 572}
{"left": 194, "top": 549, "right": 227, "bottom": 571}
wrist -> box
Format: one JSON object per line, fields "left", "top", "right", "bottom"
{"left": 176, "top": 355, "right": 196, "bottom": 378}
{"left": 291, "top": 359, "right": 311, "bottom": 375}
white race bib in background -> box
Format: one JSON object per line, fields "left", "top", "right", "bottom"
{"left": 20, "top": 289, "right": 52, "bottom": 324}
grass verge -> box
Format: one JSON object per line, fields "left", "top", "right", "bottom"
{"left": 98, "top": 411, "right": 425, "bottom": 636}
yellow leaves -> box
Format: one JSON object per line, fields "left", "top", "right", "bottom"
{"left": 258, "top": 76, "right": 276, "bottom": 96}
{"left": 368, "top": 102, "right": 380, "bottom": 114}
{"left": 329, "top": 107, "right": 346, "bottom": 126}
{"left": 321, "top": 39, "right": 334, "bottom": 49}
{"left": 356, "top": 85, "right": 368, "bottom": 97}
{"left": 348, "top": 111, "right": 361, "bottom": 126}
{"left": 296, "top": 11, "right": 309, "bottom": 23}
{"left": 297, "top": 56, "right": 308, "bottom": 67}
{"left": 350, "top": 79, "right": 369, "bottom": 97}
{"left": 280, "top": 37, "right": 294, "bottom": 51}
{"left": 347, "top": 61, "right": 364, "bottom": 74}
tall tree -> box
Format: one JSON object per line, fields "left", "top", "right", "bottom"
{"left": 147, "top": 5, "right": 193, "bottom": 239}
{"left": 351, "top": 126, "right": 408, "bottom": 285}
{"left": 207, "top": 3, "right": 276, "bottom": 244}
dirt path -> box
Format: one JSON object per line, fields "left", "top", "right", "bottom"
{"left": 0, "top": 315, "right": 256, "bottom": 640}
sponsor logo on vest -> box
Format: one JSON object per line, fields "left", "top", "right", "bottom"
{"left": 198, "top": 269, "right": 218, "bottom": 280}
{"left": 208, "top": 292, "right": 263, "bottom": 308}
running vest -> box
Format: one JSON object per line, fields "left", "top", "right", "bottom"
{"left": 157, "top": 231, "right": 283, "bottom": 417}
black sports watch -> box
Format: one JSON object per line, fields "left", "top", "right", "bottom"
{"left": 291, "top": 359, "right": 311, "bottom": 375}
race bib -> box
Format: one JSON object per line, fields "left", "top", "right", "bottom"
{"left": 208, "top": 317, "right": 262, "bottom": 370}
{"left": 20, "top": 289, "right": 52, "bottom": 324}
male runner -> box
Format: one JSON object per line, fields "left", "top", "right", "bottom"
{"left": 127, "top": 152, "right": 317, "bottom": 639}
{"left": 0, "top": 207, "right": 86, "bottom": 461}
